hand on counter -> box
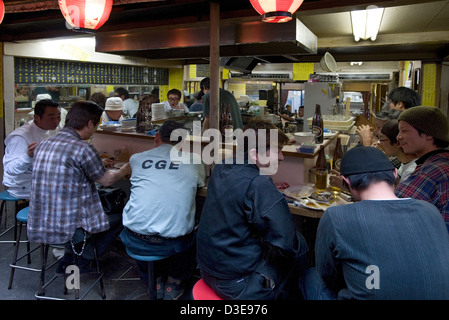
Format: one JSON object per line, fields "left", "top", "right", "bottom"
{"left": 120, "top": 162, "right": 132, "bottom": 180}
{"left": 329, "top": 169, "right": 347, "bottom": 192}
{"left": 102, "top": 158, "right": 116, "bottom": 168}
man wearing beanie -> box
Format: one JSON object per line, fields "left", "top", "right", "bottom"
{"left": 395, "top": 106, "right": 449, "bottom": 232}
{"left": 101, "top": 97, "right": 125, "bottom": 124}
{"left": 299, "top": 146, "right": 449, "bottom": 300}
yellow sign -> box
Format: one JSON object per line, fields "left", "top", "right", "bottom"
{"left": 222, "top": 68, "right": 229, "bottom": 80}
{"left": 422, "top": 64, "right": 436, "bottom": 106}
{"left": 189, "top": 65, "right": 197, "bottom": 79}
{"left": 293, "top": 63, "right": 314, "bottom": 81}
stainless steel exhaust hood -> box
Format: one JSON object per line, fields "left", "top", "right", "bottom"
{"left": 95, "top": 18, "right": 317, "bottom": 63}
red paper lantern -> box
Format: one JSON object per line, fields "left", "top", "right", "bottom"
{"left": 249, "top": 0, "right": 304, "bottom": 23}
{"left": 59, "top": 0, "right": 113, "bottom": 31}
{"left": 0, "top": 0, "right": 5, "bottom": 25}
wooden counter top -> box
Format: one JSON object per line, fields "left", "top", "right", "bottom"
{"left": 94, "top": 129, "right": 340, "bottom": 159}
{"left": 197, "top": 187, "right": 349, "bottom": 219}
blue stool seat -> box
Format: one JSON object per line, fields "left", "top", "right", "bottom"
{"left": 0, "top": 190, "right": 22, "bottom": 202}
{"left": 125, "top": 247, "right": 166, "bottom": 262}
{"left": 124, "top": 247, "right": 167, "bottom": 299}
{"left": 16, "top": 207, "right": 29, "bottom": 223}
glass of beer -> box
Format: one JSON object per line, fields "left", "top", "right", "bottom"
{"left": 315, "top": 169, "right": 328, "bottom": 191}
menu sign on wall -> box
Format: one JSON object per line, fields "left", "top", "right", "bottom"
{"left": 15, "top": 57, "right": 169, "bottom": 85}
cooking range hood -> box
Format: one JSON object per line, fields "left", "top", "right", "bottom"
{"left": 95, "top": 18, "right": 317, "bottom": 65}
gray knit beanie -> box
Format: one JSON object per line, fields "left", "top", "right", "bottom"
{"left": 398, "top": 106, "right": 449, "bottom": 142}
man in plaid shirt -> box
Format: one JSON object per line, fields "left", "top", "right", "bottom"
{"left": 28, "top": 101, "right": 131, "bottom": 272}
{"left": 395, "top": 106, "right": 449, "bottom": 232}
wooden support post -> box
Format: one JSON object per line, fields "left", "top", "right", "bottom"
{"left": 209, "top": 0, "right": 220, "bottom": 130}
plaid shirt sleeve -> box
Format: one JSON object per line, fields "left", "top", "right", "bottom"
{"left": 396, "top": 159, "right": 449, "bottom": 228}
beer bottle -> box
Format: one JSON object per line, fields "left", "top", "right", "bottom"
{"left": 314, "top": 146, "right": 328, "bottom": 190}
{"left": 315, "top": 145, "right": 327, "bottom": 170}
{"left": 312, "top": 104, "right": 324, "bottom": 144}
{"left": 333, "top": 137, "right": 343, "bottom": 171}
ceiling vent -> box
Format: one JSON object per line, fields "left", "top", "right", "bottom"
{"left": 337, "top": 72, "right": 392, "bottom": 81}
{"left": 230, "top": 72, "right": 292, "bottom": 80}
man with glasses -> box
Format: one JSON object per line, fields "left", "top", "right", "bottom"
{"left": 163, "top": 88, "right": 189, "bottom": 114}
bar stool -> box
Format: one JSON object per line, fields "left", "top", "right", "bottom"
{"left": 122, "top": 247, "right": 167, "bottom": 300}
{"left": 192, "top": 279, "right": 223, "bottom": 300}
{"left": 8, "top": 206, "right": 45, "bottom": 289}
{"left": 35, "top": 237, "right": 106, "bottom": 300}
{"left": 0, "top": 190, "right": 26, "bottom": 244}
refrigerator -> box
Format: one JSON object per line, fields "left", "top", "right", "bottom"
{"left": 303, "top": 82, "right": 342, "bottom": 132}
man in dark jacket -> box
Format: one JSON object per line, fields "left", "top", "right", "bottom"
{"left": 196, "top": 119, "right": 308, "bottom": 300}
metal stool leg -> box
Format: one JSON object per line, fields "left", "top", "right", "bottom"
{"left": 92, "top": 240, "right": 106, "bottom": 299}
{"left": 147, "top": 261, "right": 156, "bottom": 300}
{"left": 37, "top": 244, "right": 49, "bottom": 296}
{"left": 8, "top": 221, "right": 23, "bottom": 289}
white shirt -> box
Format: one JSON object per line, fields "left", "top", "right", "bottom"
{"left": 398, "top": 160, "right": 417, "bottom": 183}
{"left": 163, "top": 101, "right": 189, "bottom": 113}
{"left": 123, "top": 98, "right": 139, "bottom": 119}
{"left": 3, "top": 121, "right": 60, "bottom": 198}
{"left": 122, "top": 144, "right": 205, "bottom": 238}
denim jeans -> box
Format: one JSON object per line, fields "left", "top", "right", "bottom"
{"left": 298, "top": 267, "right": 338, "bottom": 300}
{"left": 120, "top": 227, "right": 196, "bottom": 282}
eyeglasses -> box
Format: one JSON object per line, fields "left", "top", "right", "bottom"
{"left": 168, "top": 97, "right": 180, "bottom": 102}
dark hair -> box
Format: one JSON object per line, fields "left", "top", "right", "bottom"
{"left": 65, "top": 101, "right": 104, "bottom": 130}
{"left": 89, "top": 92, "right": 107, "bottom": 108}
{"left": 158, "top": 120, "right": 185, "bottom": 144}
{"left": 380, "top": 119, "right": 399, "bottom": 145}
{"left": 415, "top": 127, "right": 449, "bottom": 149}
{"left": 196, "top": 90, "right": 204, "bottom": 101}
{"left": 114, "top": 87, "right": 130, "bottom": 99}
{"left": 34, "top": 99, "right": 60, "bottom": 117}
{"left": 200, "top": 77, "right": 210, "bottom": 91}
{"left": 342, "top": 170, "right": 396, "bottom": 191}
{"left": 167, "top": 88, "right": 182, "bottom": 99}
{"left": 139, "top": 94, "right": 159, "bottom": 106}
{"left": 240, "top": 118, "right": 289, "bottom": 154}
{"left": 387, "top": 87, "right": 421, "bottom": 109}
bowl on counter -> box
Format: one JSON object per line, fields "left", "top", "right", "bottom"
{"left": 294, "top": 132, "right": 314, "bottom": 144}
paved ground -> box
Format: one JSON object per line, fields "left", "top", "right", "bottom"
{"left": 0, "top": 219, "right": 198, "bottom": 301}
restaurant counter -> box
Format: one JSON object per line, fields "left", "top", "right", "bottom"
{"left": 92, "top": 129, "right": 340, "bottom": 186}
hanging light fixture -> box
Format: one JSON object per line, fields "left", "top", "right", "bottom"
{"left": 0, "top": 0, "right": 5, "bottom": 25}
{"left": 351, "top": 5, "right": 384, "bottom": 41}
{"left": 249, "top": 0, "right": 304, "bottom": 23}
{"left": 59, "top": 0, "right": 113, "bottom": 31}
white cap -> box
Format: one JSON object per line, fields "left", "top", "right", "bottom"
{"left": 36, "top": 94, "right": 52, "bottom": 102}
{"left": 105, "top": 97, "right": 124, "bottom": 111}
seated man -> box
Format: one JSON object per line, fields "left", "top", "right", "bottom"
{"left": 163, "top": 88, "right": 189, "bottom": 114}
{"left": 395, "top": 106, "right": 449, "bottom": 231}
{"left": 300, "top": 146, "right": 449, "bottom": 300}
{"left": 3, "top": 99, "right": 61, "bottom": 199}
{"left": 101, "top": 97, "right": 125, "bottom": 124}
{"left": 120, "top": 120, "right": 206, "bottom": 300}
{"left": 27, "top": 101, "right": 131, "bottom": 273}
{"left": 196, "top": 118, "right": 309, "bottom": 300}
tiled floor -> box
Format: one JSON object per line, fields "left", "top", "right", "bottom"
{"left": 0, "top": 223, "right": 198, "bottom": 300}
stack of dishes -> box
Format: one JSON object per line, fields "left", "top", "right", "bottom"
{"left": 151, "top": 103, "right": 167, "bottom": 121}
